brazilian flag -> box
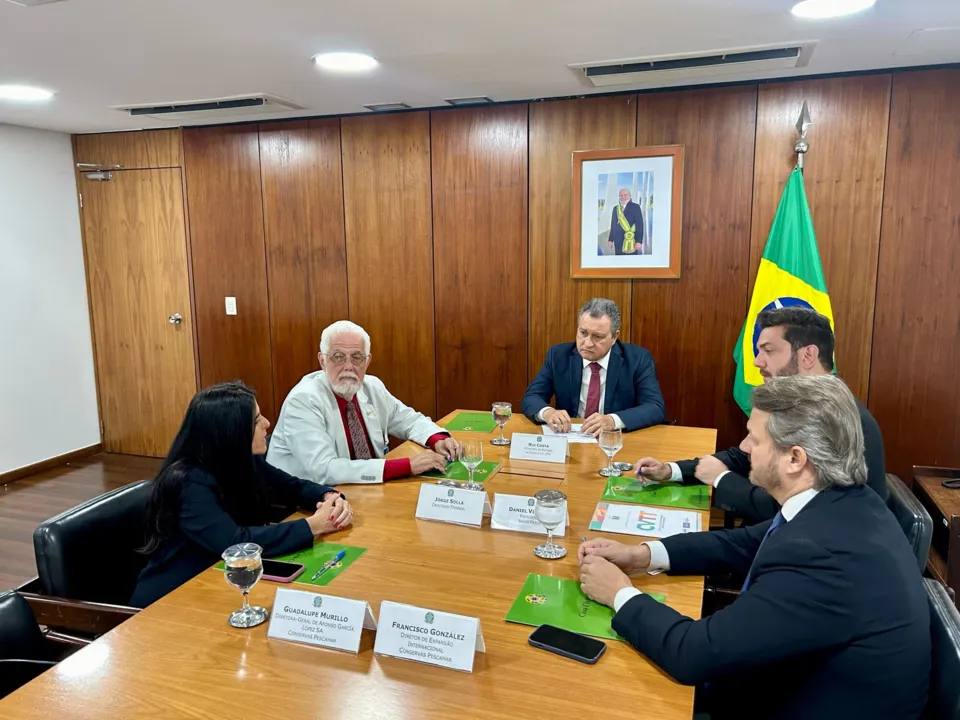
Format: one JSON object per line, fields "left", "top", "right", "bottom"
{"left": 733, "top": 167, "right": 834, "bottom": 414}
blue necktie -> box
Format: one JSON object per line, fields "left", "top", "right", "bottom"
{"left": 740, "top": 511, "right": 785, "bottom": 594}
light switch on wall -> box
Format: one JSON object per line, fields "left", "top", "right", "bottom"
{"left": 225, "top": 297, "right": 237, "bottom": 316}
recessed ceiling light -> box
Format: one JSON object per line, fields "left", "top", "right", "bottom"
{"left": 0, "top": 84, "right": 54, "bottom": 101}
{"left": 791, "top": 0, "right": 876, "bottom": 19}
{"left": 362, "top": 102, "right": 411, "bottom": 112}
{"left": 445, "top": 97, "right": 494, "bottom": 106}
{"left": 313, "top": 52, "right": 378, "bottom": 72}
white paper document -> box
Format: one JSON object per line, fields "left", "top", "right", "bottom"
{"left": 540, "top": 423, "right": 598, "bottom": 444}
{"left": 589, "top": 502, "right": 702, "bottom": 538}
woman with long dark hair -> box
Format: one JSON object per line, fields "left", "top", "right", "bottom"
{"left": 130, "top": 382, "right": 353, "bottom": 607}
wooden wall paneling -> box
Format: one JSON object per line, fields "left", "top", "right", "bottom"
{"left": 432, "top": 105, "right": 529, "bottom": 415}
{"left": 749, "top": 75, "right": 891, "bottom": 401}
{"left": 869, "top": 68, "right": 960, "bottom": 479}
{"left": 341, "top": 113, "right": 437, "bottom": 417}
{"left": 633, "top": 86, "right": 758, "bottom": 449}
{"left": 528, "top": 96, "right": 636, "bottom": 381}
{"left": 259, "top": 120, "right": 349, "bottom": 412}
{"left": 74, "top": 129, "right": 181, "bottom": 170}
{"left": 80, "top": 169, "right": 197, "bottom": 456}
{"left": 182, "top": 126, "right": 276, "bottom": 420}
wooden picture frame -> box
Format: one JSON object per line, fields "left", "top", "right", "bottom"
{"left": 571, "top": 145, "right": 684, "bottom": 279}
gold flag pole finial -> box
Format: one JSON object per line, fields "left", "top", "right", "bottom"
{"left": 795, "top": 101, "right": 813, "bottom": 170}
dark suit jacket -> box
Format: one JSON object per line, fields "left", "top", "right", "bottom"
{"left": 613, "top": 485, "right": 930, "bottom": 720}
{"left": 130, "top": 457, "right": 336, "bottom": 608}
{"left": 677, "top": 397, "right": 887, "bottom": 524}
{"left": 521, "top": 341, "right": 665, "bottom": 432}
{"left": 609, "top": 200, "right": 644, "bottom": 254}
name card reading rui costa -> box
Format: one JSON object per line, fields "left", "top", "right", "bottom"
{"left": 374, "top": 600, "right": 486, "bottom": 672}
{"left": 267, "top": 588, "right": 377, "bottom": 654}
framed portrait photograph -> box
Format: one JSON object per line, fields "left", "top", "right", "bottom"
{"left": 571, "top": 145, "right": 684, "bottom": 279}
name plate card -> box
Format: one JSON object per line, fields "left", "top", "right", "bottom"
{"left": 415, "top": 484, "right": 490, "bottom": 527}
{"left": 490, "top": 493, "right": 568, "bottom": 536}
{"left": 374, "top": 601, "right": 486, "bottom": 673}
{"left": 509, "top": 432, "right": 568, "bottom": 464}
{"left": 267, "top": 588, "right": 377, "bottom": 654}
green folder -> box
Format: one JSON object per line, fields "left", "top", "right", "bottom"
{"left": 600, "top": 477, "right": 711, "bottom": 510}
{"left": 215, "top": 543, "right": 366, "bottom": 587}
{"left": 422, "top": 460, "right": 500, "bottom": 482}
{"left": 441, "top": 411, "right": 498, "bottom": 433}
{"left": 505, "top": 573, "right": 665, "bottom": 642}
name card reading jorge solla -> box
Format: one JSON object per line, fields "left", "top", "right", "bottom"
{"left": 266, "top": 588, "right": 377, "bottom": 654}
{"left": 374, "top": 601, "right": 486, "bottom": 672}
{"left": 415, "top": 484, "right": 488, "bottom": 527}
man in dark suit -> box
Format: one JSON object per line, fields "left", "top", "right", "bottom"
{"left": 521, "top": 298, "right": 665, "bottom": 435}
{"left": 637, "top": 308, "right": 887, "bottom": 524}
{"left": 579, "top": 375, "right": 929, "bottom": 720}
{"left": 608, "top": 188, "right": 644, "bottom": 255}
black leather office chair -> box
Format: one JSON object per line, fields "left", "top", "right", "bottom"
{"left": 34, "top": 480, "right": 152, "bottom": 606}
{"left": 0, "top": 591, "right": 57, "bottom": 699}
{"left": 926, "top": 578, "right": 960, "bottom": 719}
{"left": 886, "top": 473, "right": 933, "bottom": 571}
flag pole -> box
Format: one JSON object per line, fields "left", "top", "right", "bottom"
{"left": 795, "top": 101, "right": 812, "bottom": 171}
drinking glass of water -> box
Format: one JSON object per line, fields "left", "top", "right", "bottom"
{"left": 598, "top": 428, "right": 624, "bottom": 477}
{"left": 460, "top": 439, "right": 483, "bottom": 484}
{"left": 534, "top": 489, "right": 567, "bottom": 559}
{"left": 222, "top": 543, "right": 268, "bottom": 628}
{"left": 491, "top": 402, "right": 512, "bottom": 446}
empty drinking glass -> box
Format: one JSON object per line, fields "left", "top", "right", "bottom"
{"left": 534, "top": 489, "right": 567, "bottom": 559}
{"left": 460, "top": 439, "right": 483, "bottom": 484}
{"left": 598, "top": 428, "right": 624, "bottom": 477}
{"left": 491, "top": 402, "right": 512, "bottom": 446}
{"left": 222, "top": 543, "right": 268, "bottom": 628}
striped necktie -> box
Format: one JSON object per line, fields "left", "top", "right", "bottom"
{"left": 740, "top": 511, "right": 785, "bottom": 593}
{"left": 345, "top": 400, "right": 373, "bottom": 460}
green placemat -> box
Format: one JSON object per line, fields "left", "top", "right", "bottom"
{"left": 422, "top": 460, "right": 500, "bottom": 482}
{"left": 600, "top": 477, "right": 711, "bottom": 510}
{"left": 215, "top": 543, "right": 366, "bottom": 587}
{"left": 442, "top": 411, "right": 498, "bottom": 433}
{"left": 505, "top": 573, "right": 665, "bottom": 642}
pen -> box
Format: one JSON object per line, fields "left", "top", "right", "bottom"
{"left": 311, "top": 550, "right": 347, "bottom": 582}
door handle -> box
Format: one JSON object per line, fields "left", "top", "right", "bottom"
{"left": 168, "top": 313, "right": 183, "bottom": 325}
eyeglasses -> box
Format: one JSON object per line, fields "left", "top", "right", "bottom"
{"left": 325, "top": 352, "right": 369, "bottom": 366}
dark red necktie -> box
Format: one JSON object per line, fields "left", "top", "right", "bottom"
{"left": 584, "top": 362, "right": 601, "bottom": 417}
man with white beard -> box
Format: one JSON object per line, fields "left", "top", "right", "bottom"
{"left": 266, "top": 321, "right": 460, "bottom": 485}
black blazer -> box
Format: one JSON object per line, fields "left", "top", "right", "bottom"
{"left": 612, "top": 485, "right": 930, "bottom": 720}
{"left": 521, "top": 340, "right": 666, "bottom": 431}
{"left": 677, "top": 397, "right": 887, "bottom": 523}
{"left": 130, "top": 457, "right": 336, "bottom": 608}
{"left": 609, "top": 200, "right": 644, "bottom": 254}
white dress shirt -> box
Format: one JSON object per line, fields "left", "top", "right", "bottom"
{"left": 536, "top": 349, "right": 625, "bottom": 429}
{"left": 667, "top": 461, "right": 731, "bottom": 487}
{"left": 612, "top": 488, "right": 820, "bottom": 612}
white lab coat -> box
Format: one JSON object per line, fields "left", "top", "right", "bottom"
{"left": 266, "top": 371, "right": 444, "bottom": 485}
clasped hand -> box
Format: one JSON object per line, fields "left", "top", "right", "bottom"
{"left": 577, "top": 538, "right": 651, "bottom": 608}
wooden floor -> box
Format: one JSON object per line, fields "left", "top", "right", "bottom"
{"left": 0, "top": 454, "right": 160, "bottom": 591}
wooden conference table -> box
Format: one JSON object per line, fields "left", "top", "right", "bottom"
{"left": 1, "top": 411, "right": 716, "bottom": 720}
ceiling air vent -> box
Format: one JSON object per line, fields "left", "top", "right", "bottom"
{"left": 112, "top": 94, "right": 304, "bottom": 122}
{"left": 571, "top": 42, "right": 817, "bottom": 87}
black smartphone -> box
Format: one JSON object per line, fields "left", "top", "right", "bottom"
{"left": 528, "top": 624, "right": 606, "bottom": 664}
{"left": 260, "top": 559, "right": 305, "bottom": 583}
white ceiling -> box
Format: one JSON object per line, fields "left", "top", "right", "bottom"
{"left": 1, "top": 0, "right": 958, "bottom": 134}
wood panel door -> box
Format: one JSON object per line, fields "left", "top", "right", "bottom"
{"left": 81, "top": 168, "right": 197, "bottom": 456}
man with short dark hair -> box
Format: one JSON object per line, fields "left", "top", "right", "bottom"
{"left": 637, "top": 308, "right": 886, "bottom": 524}
{"left": 521, "top": 298, "right": 665, "bottom": 436}
{"left": 579, "top": 375, "right": 929, "bottom": 720}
